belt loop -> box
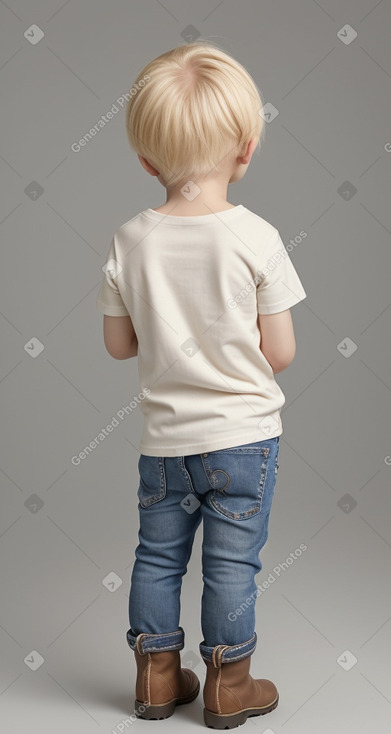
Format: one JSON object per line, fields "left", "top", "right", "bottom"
{"left": 136, "top": 633, "right": 146, "bottom": 655}
{"left": 212, "top": 645, "right": 230, "bottom": 668}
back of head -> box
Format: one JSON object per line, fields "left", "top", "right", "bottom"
{"left": 125, "top": 41, "right": 265, "bottom": 189}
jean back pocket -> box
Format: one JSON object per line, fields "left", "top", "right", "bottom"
{"left": 137, "top": 455, "right": 167, "bottom": 508}
{"left": 201, "top": 444, "right": 275, "bottom": 520}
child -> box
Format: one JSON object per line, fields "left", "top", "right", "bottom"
{"left": 96, "top": 41, "right": 307, "bottom": 729}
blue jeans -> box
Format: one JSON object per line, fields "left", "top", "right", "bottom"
{"left": 126, "top": 437, "right": 280, "bottom": 663}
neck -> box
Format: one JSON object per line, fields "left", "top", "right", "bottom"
{"left": 159, "top": 179, "right": 232, "bottom": 215}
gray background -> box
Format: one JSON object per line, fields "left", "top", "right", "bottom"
{"left": 1, "top": 1, "right": 390, "bottom": 732}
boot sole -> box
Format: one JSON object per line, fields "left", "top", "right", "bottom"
{"left": 204, "top": 692, "right": 279, "bottom": 729}
{"left": 134, "top": 680, "right": 200, "bottom": 720}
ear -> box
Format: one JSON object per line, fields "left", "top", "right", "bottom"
{"left": 237, "top": 136, "right": 258, "bottom": 165}
{"left": 137, "top": 154, "right": 160, "bottom": 177}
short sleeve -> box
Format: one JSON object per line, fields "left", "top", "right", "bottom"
{"left": 256, "top": 229, "right": 307, "bottom": 314}
{"left": 96, "top": 237, "right": 129, "bottom": 316}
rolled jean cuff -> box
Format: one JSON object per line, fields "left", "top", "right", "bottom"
{"left": 199, "top": 632, "right": 257, "bottom": 666}
{"left": 126, "top": 626, "right": 185, "bottom": 654}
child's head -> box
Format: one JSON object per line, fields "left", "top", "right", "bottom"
{"left": 125, "top": 41, "right": 265, "bottom": 191}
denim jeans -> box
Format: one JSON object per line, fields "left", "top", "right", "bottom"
{"left": 126, "top": 436, "right": 280, "bottom": 663}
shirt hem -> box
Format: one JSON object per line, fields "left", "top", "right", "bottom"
{"left": 96, "top": 300, "right": 129, "bottom": 316}
{"left": 138, "top": 425, "right": 283, "bottom": 457}
{"left": 258, "top": 291, "right": 307, "bottom": 315}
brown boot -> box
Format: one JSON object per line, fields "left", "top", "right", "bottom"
{"left": 134, "top": 647, "right": 200, "bottom": 720}
{"left": 203, "top": 645, "right": 278, "bottom": 729}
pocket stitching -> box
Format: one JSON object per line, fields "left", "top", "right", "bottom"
{"left": 209, "top": 447, "right": 270, "bottom": 520}
{"left": 137, "top": 456, "right": 167, "bottom": 508}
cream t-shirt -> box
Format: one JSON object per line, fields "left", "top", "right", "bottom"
{"left": 96, "top": 205, "right": 307, "bottom": 457}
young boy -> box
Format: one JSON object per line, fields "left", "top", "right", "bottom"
{"left": 96, "top": 41, "right": 307, "bottom": 729}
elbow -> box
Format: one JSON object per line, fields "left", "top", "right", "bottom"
{"left": 108, "top": 352, "right": 132, "bottom": 360}
{"left": 265, "top": 345, "right": 296, "bottom": 374}
{"left": 271, "top": 358, "right": 293, "bottom": 374}
{"left": 104, "top": 334, "right": 138, "bottom": 360}
{"left": 105, "top": 341, "right": 138, "bottom": 360}
{"left": 106, "top": 349, "right": 130, "bottom": 360}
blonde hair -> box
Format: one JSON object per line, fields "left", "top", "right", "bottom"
{"left": 125, "top": 41, "right": 265, "bottom": 189}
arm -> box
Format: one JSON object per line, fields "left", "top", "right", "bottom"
{"left": 257, "top": 309, "right": 296, "bottom": 374}
{"left": 103, "top": 315, "right": 138, "bottom": 359}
